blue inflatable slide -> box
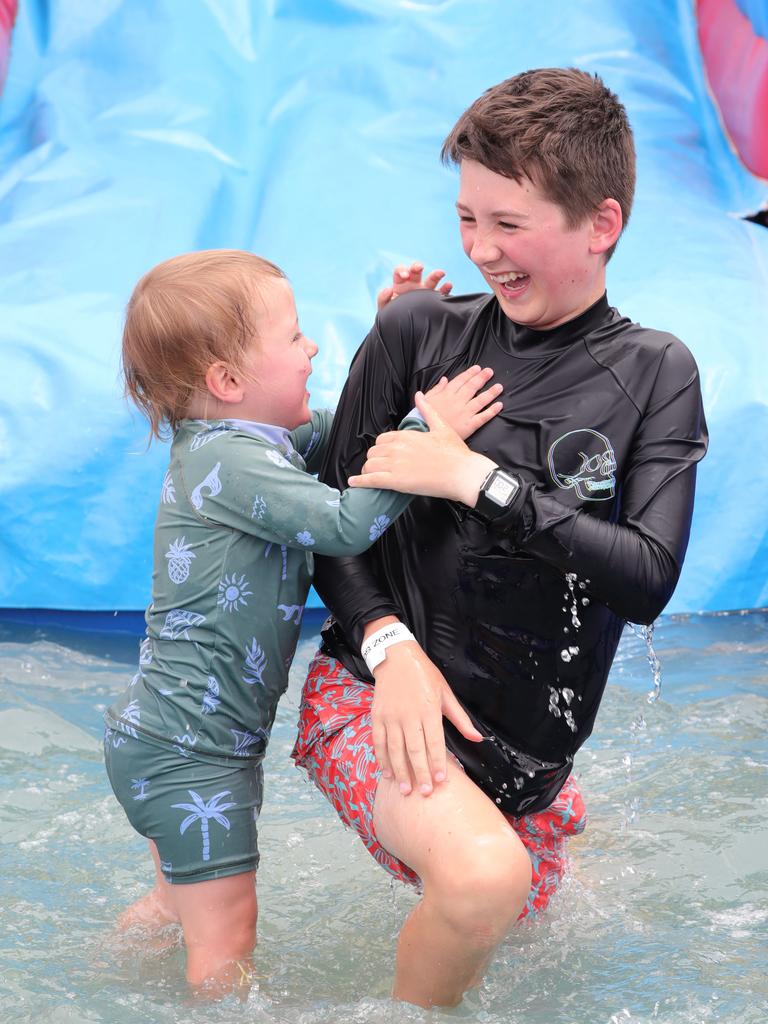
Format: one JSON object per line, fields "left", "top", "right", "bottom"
{"left": 0, "top": 0, "right": 766, "bottom": 618}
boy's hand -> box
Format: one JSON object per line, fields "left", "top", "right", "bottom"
{"left": 365, "top": 621, "right": 483, "bottom": 795}
{"left": 349, "top": 392, "right": 498, "bottom": 507}
{"left": 376, "top": 261, "right": 453, "bottom": 310}
{"left": 422, "top": 365, "right": 503, "bottom": 440}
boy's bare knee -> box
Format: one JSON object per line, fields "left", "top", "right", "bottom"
{"left": 427, "top": 831, "right": 532, "bottom": 944}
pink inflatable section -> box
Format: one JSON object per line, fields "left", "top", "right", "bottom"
{"left": 697, "top": 0, "right": 768, "bottom": 180}
{"left": 0, "top": 0, "right": 17, "bottom": 95}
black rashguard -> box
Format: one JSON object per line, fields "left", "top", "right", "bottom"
{"left": 314, "top": 290, "right": 708, "bottom": 815}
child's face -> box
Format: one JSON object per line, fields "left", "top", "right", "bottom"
{"left": 456, "top": 159, "right": 608, "bottom": 330}
{"left": 240, "top": 278, "right": 318, "bottom": 429}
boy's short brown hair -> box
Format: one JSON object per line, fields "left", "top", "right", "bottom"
{"left": 122, "top": 249, "right": 285, "bottom": 439}
{"left": 442, "top": 68, "right": 636, "bottom": 260}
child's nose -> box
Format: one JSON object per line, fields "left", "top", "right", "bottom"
{"left": 304, "top": 337, "right": 319, "bottom": 358}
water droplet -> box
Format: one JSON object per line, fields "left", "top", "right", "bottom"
{"left": 569, "top": 645, "right": 579, "bottom": 655}
{"left": 564, "top": 710, "right": 577, "bottom": 732}
{"left": 581, "top": 597, "right": 590, "bottom": 606}
{"left": 562, "top": 688, "right": 574, "bottom": 706}
{"left": 514, "top": 777, "right": 524, "bottom": 790}
{"left": 502, "top": 782, "right": 508, "bottom": 790}
{"left": 495, "top": 797, "right": 501, "bottom": 804}
{"left": 560, "top": 649, "right": 572, "bottom": 663}
{"left": 563, "top": 626, "right": 569, "bottom": 633}
{"left": 579, "top": 581, "right": 587, "bottom": 590}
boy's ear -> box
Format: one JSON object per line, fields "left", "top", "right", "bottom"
{"left": 589, "top": 199, "right": 623, "bottom": 256}
{"left": 205, "top": 361, "right": 244, "bottom": 404}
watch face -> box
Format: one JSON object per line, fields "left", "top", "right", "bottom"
{"left": 487, "top": 472, "right": 519, "bottom": 505}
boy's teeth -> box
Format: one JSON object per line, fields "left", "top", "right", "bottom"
{"left": 492, "top": 271, "right": 527, "bottom": 283}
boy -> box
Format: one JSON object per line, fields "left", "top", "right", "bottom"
{"left": 293, "top": 68, "right": 708, "bottom": 1007}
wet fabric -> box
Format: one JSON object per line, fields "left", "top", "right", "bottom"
{"left": 105, "top": 412, "right": 415, "bottom": 766}
{"left": 104, "top": 728, "right": 262, "bottom": 884}
{"left": 292, "top": 650, "right": 587, "bottom": 919}
{"left": 314, "top": 291, "right": 708, "bottom": 815}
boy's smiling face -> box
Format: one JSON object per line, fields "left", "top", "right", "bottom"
{"left": 239, "top": 278, "right": 318, "bottom": 429}
{"left": 456, "top": 159, "right": 619, "bottom": 331}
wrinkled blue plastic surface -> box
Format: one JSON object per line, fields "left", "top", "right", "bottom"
{"left": 0, "top": 0, "right": 766, "bottom": 614}
{"left": 735, "top": 0, "right": 768, "bottom": 39}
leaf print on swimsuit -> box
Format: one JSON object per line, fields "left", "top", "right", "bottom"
{"left": 117, "top": 699, "right": 141, "bottom": 739}
{"left": 166, "top": 537, "right": 196, "bottom": 584}
{"left": 161, "top": 471, "right": 176, "bottom": 504}
{"left": 190, "top": 462, "right": 222, "bottom": 511}
{"left": 265, "top": 448, "right": 291, "bottom": 469}
{"left": 189, "top": 425, "right": 228, "bottom": 451}
{"left": 243, "top": 639, "right": 267, "bottom": 686}
{"left": 231, "top": 728, "right": 267, "bottom": 757}
{"left": 369, "top": 514, "right": 391, "bottom": 541}
{"left": 172, "top": 790, "right": 236, "bottom": 862}
{"left": 201, "top": 676, "right": 221, "bottom": 715}
{"left": 218, "top": 573, "right": 253, "bottom": 612}
{"left": 159, "top": 609, "right": 206, "bottom": 641}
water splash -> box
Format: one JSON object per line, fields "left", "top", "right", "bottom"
{"left": 628, "top": 620, "right": 663, "bottom": 703}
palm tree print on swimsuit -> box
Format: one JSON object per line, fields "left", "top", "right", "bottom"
{"left": 172, "top": 790, "right": 236, "bottom": 862}
{"left": 131, "top": 778, "right": 150, "bottom": 800}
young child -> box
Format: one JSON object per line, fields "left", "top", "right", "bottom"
{"left": 293, "top": 68, "right": 709, "bottom": 1008}
{"left": 103, "top": 249, "right": 503, "bottom": 993}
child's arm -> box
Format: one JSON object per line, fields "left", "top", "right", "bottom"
{"left": 292, "top": 368, "right": 502, "bottom": 476}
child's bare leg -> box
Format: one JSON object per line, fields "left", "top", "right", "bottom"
{"left": 373, "top": 759, "right": 532, "bottom": 1008}
{"left": 173, "top": 870, "right": 257, "bottom": 994}
{"left": 117, "top": 840, "right": 179, "bottom": 932}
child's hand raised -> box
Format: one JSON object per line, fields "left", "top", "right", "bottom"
{"left": 376, "top": 261, "right": 453, "bottom": 311}
{"left": 349, "top": 392, "right": 498, "bottom": 508}
{"left": 422, "top": 365, "right": 503, "bottom": 440}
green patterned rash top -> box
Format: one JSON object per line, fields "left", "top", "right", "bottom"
{"left": 105, "top": 412, "right": 415, "bottom": 765}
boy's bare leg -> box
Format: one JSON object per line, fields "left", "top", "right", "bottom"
{"left": 117, "top": 840, "right": 257, "bottom": 992}
{"left": 117, "top": 840, "right": 180, "bottom": 932}
{"left": 172, "top": 870, "right": 257, "bottom": 994}
{"left": 373, "top": 759, "right": 532, "bottom": 1009}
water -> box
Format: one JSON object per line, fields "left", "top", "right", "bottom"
{"left": 1, "top": 611, "right": 767, "bottom": 1023}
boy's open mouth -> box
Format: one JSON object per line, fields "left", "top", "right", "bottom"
{"left": 488, "top": 270, "right": 530, "bottom": 297}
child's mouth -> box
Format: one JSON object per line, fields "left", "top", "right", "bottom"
{"left": 489, "top": 270, "right": 530, "bottom": 298}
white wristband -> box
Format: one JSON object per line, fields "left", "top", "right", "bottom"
{"left": 361, "top": 622, "right": 415, "bottom": 674}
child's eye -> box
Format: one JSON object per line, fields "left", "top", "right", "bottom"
{"left": 459, "top": 215, "right": 475, "bottom": 224}
{"left": 499, "top": 222, "right": 519, "bottom": 231}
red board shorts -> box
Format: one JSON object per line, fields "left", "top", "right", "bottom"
{"left": 292, "top": 651, "right": 587, "bottom": 920}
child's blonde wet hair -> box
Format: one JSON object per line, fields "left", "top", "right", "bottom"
{"left": 122, "top": 249, "right": 286, "bottom": 439}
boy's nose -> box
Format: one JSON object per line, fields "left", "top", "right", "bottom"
{"left": 305, "top": 337, "right": 319, "bottom": 358}
{"left": 470, "top": 233, "right": 502, "bottom": 266}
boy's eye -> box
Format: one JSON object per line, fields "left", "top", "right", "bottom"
{"left": 459, "top": 215, "right": 475, "bottom": 224}
{"left": 499, "top": 222, "right": 518, "bottom": 231}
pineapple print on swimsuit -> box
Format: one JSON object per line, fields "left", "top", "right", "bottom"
{"left": 105, "top": 411, "right": 421, "bottom": 769}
